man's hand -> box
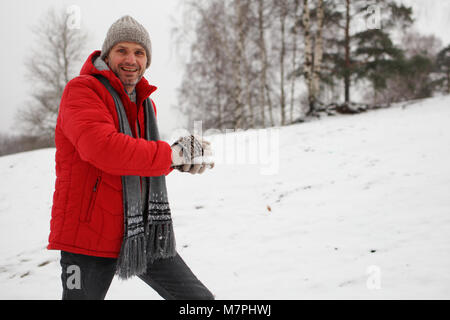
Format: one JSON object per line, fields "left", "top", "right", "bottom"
{"left": 171, "top": 135, "right": 215, "bottom": 174}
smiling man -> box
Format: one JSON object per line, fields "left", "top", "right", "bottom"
{"left": 47, "top": 15, "right": 215, "bottom": 300}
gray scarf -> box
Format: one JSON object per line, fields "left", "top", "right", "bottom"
{"left": 93, "top": 71, "right": 176, "bottom": 279}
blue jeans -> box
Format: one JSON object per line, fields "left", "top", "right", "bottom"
{"left": 60, "top": 251, "right": 214, "bottom": 300}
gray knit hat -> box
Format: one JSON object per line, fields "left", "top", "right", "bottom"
{"left": 101, "top": 15, "right": 152, "bottom": 68}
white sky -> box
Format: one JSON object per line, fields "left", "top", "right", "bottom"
{"left": 0, "top": 0, "right": 449, "bottom": 138}
{"left": 406, "top": 0, "right": 450, "bottom": 45}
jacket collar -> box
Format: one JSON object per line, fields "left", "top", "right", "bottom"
{"left": 80, "top": 51, "right": 157, "bottom": 105}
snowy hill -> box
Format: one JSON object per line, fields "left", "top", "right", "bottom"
{"left": 1, "top": 95, "right": 450, "bottom": 299}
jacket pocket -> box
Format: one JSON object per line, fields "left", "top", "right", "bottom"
{"left": 81, "top": 175, "right": 102, "bottom": 223}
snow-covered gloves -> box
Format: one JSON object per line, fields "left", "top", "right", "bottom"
{"left": 171, "top": 135, "right": 215, "bottom": 174}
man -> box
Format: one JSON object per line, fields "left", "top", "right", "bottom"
{"left": 47, "top": 15, "right": 215, "bottom": 300}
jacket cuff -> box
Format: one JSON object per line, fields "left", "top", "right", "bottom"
{"left": 160, "top": 141, "right": 174, "bottom": 175}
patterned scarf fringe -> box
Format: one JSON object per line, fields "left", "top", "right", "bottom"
{"left": 116, "top": 233, "right": 147, "bottom": 280}
{"left": 146, "top": 220, "right": 177, "bottom": 262}
{"left": 116, "top": 220, "right": 176, "bottom": 279}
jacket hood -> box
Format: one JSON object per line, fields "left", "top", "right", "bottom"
{"left": 79, "top": 50, "right": 157, "bottom": 104}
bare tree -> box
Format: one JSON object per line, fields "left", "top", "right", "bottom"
{"left": 289, "top": 0, "right": 301, "bottom": 124}
{"left": 16, "top": 7, "right": 88, "bottom": 145}
{"left": 276, "top": 0, "right": 289, "bottom": 125}
{"left": 232, "top": 0, "right": 246, "bottom": 129}
{"left": 343, "top": 0, "right": 351, "bottom": 105}
{"left": 311, "top": 0, "right": 324, "bottom": 109}
{"left": 401, "top": 30, "right": 443, "bottom": 58}
{"left": 257, "top": 0, "right": 275, "bottom": 128}
{"left": 302, "top": 0, "right": 324, "bottom": 115}
{"left": 302, "top": 0, "right": 313, "bottom": 113}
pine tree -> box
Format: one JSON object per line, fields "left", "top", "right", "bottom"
{"left": 322, "top": 0, "right": 413, "bottom": 106}
{"left": 353, "top": 29, "right": 404, "bottom": 98}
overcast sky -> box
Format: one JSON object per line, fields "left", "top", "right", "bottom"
{"left": 0, "top": 0, "right": 449, "bottom": 138}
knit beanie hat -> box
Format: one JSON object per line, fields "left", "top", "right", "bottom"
{"left": 101, "top": 15, "right": 152, "bottom": 69}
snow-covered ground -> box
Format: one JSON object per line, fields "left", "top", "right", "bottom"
{"left": 1, "top": 95, "right": 449, "bottom": 300}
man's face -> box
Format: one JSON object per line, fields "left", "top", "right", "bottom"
{"left": 105, "top": 42, "right": 147, "bottom": 93}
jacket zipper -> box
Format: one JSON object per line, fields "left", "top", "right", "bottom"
{"left": 84, "top": 176, "right": 101, "bottom": 222}
{"left": 93, "top": 176, "right": 101, "bottom": 192}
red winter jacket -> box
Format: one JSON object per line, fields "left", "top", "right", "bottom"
{"left": 47, "top": 51, "right": 173, "bottom": 258}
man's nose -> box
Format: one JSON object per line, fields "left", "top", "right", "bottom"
{"left": 124, "top": 53, "right": 137, "bottom": 65}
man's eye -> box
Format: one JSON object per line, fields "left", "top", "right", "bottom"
{"left": 136, "top": 51, "right": 144, "bottom": 56}
{"left": 118, "top": 49, "right": 126, "bottom": 53}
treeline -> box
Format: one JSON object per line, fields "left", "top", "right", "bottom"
{"left": 2, "top": 3, "right": 450, "bottom": 156}
{"left": 176, "top": 0, "right": 450, "bottom": 130}
{"left": 0, "top": 134, "right": 52, "bottom": 157}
